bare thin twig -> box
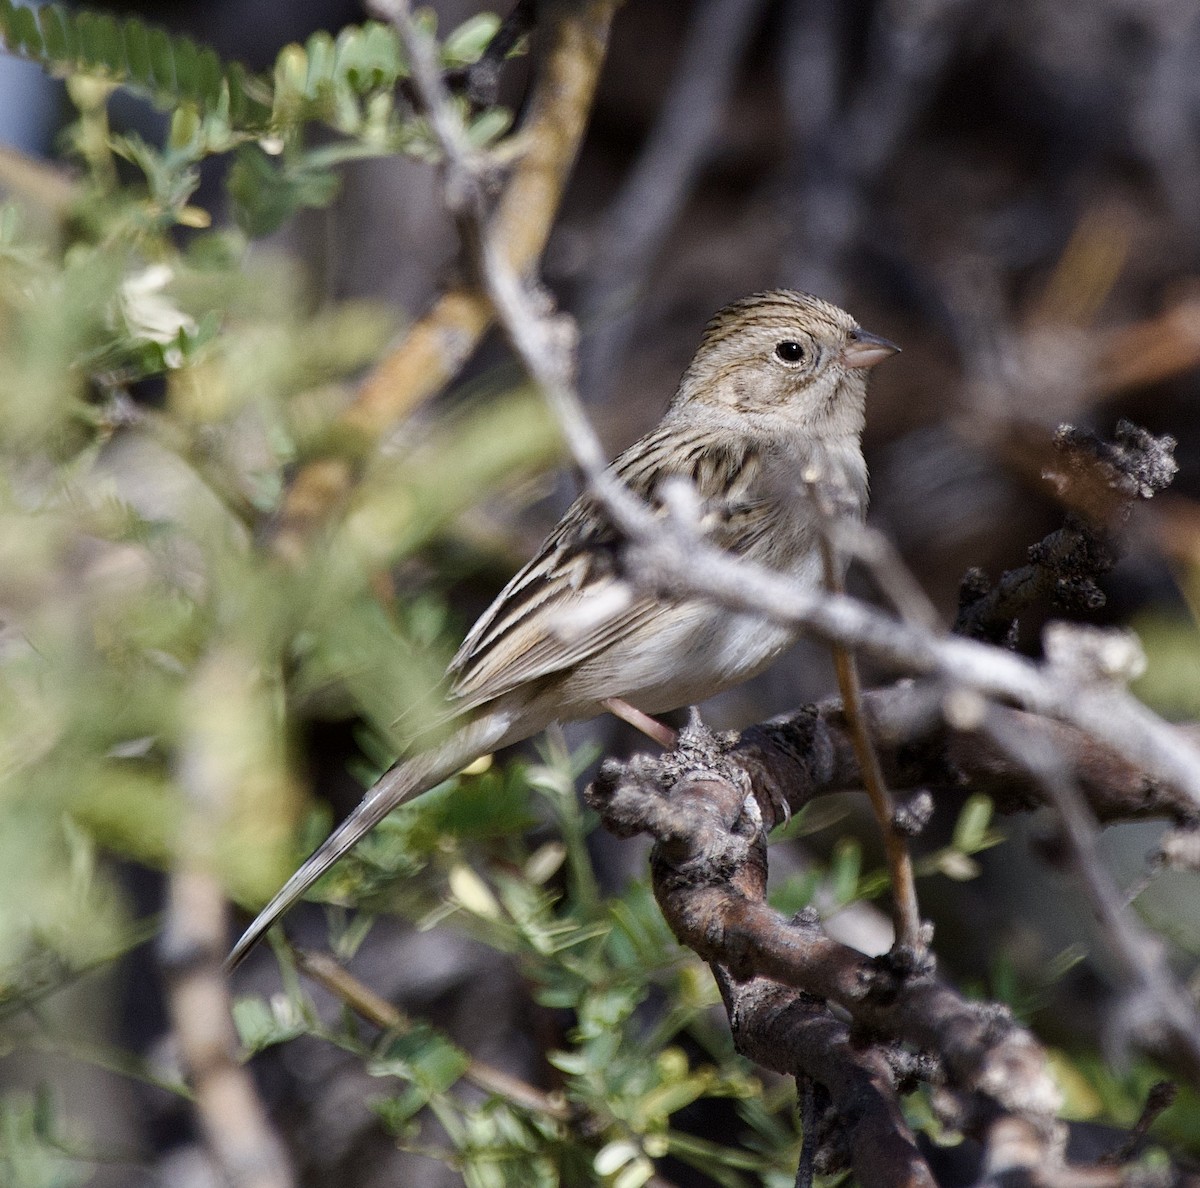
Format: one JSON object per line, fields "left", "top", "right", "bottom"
{"left": 809, "top": 480, "right": 924, "bottom": 954}
{"left": 383, "top": 0, "right": 652, "bottom": 536}
{"left": 984, "top": 703, "right": 1200, "bottom": 1087}
{"left": 292, "top": 947, "right": 569, "bottom": 1118}
{"left": 272, "top": 0, "right": 618, "bottom": 559}
{"left": 833, "top": 518, "right": 942, "bottom": 630}
{"left": 1099, "top": 1081, "right": 1177, "bottom": 1167}
{"left": 830, "top": 634, "right": 924, "bottom": 950}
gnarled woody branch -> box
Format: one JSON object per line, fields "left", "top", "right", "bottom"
{"left": 587, "top": 695, "right": 1200, "bottom": 1183}
{"left": 586, "top": 724, "right": 1067, "bottom": 1187}
{"left": 588, "top": 730, "right": 1056, "bottom": 1111}
{"left": 714, "top": 969, "right": 935, "bottom": 1188}
{"left": 734, "top": 679, "right": 1200, "bottom": 829}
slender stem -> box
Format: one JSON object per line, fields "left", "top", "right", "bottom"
{"left": 831, "top": 641, "right": 923, "bottom": 952}
{"left": 292, "top": 947, "right": 569, "bottom": 1119}
{"left": 811, "top": 488, "right": 923, "bottom": 953}
{"left": 273, "top": 0, "right": 618, "bottom": 557}
{"left": 984, "top": 712, "right": 1200, "bottom": 1086}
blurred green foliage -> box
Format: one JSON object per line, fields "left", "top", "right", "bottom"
{"left": 1132, "top": 611, "right": 1200, "bottom": 720}
{"left": 0, "top": 1088, "right": 85, "bottom": 1188}
{"left": 0, "top": 0, "right": 549, "bottom": 1077}
{"left": 235, "top": 743, "right": 811, "bottom": 1188}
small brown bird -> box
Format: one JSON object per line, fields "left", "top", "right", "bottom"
{"left": 228, "top": 290, "right": 898, "bottom": 967}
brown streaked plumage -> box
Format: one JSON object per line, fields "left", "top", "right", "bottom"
{"left": 227, "top": 290, "right": 898, "bottom": 968}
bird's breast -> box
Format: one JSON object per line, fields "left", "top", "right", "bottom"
{"left": 556, "top": 547, "right": 824, "bottom": 717}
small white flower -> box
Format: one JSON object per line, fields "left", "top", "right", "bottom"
{"left": 118, "top": 264, "right": 197, "bottom": 366}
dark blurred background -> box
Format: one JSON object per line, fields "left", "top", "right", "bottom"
{"left": 5, "top": 0, "right": 1200, "bottom": 1184}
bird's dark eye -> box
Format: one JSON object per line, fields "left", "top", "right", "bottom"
{"left": 775, "top": 340, "right": 804, "bottom": 364}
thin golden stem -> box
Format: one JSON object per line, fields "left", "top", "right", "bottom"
{"left": 811, "top": 495, "right": 923, "bottom": 954}
{"left": 271, "top": 1, "right": 619, "bottom": 560}
{"left": 292, "top": 947, "right": 569, "bottom": 1119}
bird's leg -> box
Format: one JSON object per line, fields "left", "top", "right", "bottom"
{"left": 602, "top": 698, "right": 678, "bottom": 749}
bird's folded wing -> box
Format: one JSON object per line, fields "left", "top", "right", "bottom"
{"left": 446, "top": 433, "right": 768, "bottom": 714}
{"left": 446, "top": 514, "right": 664, "bottom": 713}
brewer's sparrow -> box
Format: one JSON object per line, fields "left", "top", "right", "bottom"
{"left": 228, "top": 289, "right": 897, "bottom": 967}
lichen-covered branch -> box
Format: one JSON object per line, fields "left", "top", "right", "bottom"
{"left": 955, "top": 420, "right": 1178, "bottom": 644}
{"left": 586, "top": 723, "right": 1071, "bottom": 1187}
{"left": 714, "top": 969, "right": 936, "bottom": 1188}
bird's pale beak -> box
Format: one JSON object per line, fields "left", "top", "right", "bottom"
{"left": 842, "top": 328, "right": 900, "bottom": 369}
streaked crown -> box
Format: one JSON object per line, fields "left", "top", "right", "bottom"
{"left": 697, "top": 290, "right": 856, "bottom": 352}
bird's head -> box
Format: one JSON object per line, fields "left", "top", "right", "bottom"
{"left": 671, "top": 290, "right": 898, "bottom": 436}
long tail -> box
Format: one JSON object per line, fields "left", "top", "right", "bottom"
{"left": 225, "top": 709, "right": 515, "bottom": 970}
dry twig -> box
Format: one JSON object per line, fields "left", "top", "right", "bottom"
{"left": 164, "top": 659, "right": 295, "bottom": 1188}
{"left": 291, "top": 947, "right": 568, "bottom": 1119}
{"left": 272, "top": 0, "right": 619, "bottom": 560}
{"left": 810, "top": 479, "right": 925, "bottom": 954}
{"left": 586, "top": 723, "right": 1064, "bottom": 1188}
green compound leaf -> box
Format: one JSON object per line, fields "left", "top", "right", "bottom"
{"left": 226, "top": 144, "right": 341, "bottom": 237}
{"left": 0, "top": 5, "right": 413, "bottom": 137}
{"left": 0, "top": 0, "right": 272, "bottom": 123}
